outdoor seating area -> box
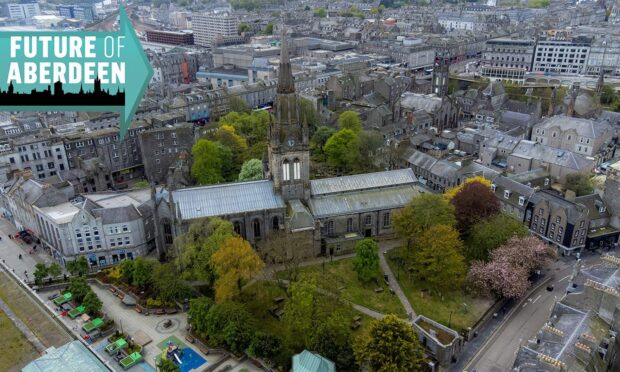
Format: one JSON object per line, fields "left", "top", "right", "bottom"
{"left": 53, "top": 292, "right": 72, "bottom": 306}
{"left": 119, "top": 351, "right": 143, "bottom": 369}
{"left": 82, "top": 317, "right": 104, "bottom": 333}
{"left": 105, "top": 338, "right": 128, "bottom": 354}
{"left": 68, "top": 305, "right": 85, "bottom": 319}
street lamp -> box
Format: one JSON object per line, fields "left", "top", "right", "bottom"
{"left": 448, "top": 311, "right": 453, "bottom": 329}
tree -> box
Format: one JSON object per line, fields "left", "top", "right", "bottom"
{"left": 238, "top": 159, "right": 263, "bottom": 181}
{"left": 337, "top": 111, "right": 362, "bottom": 133}
{"left": 205, "top": 302, "right": 255, "bottom": 354}
{"left": 83, "top": 290, "right": 102, "bottom": 315}
{"left": 324, "top": 129, "right": 360, "bottom": 171}
{"left": 158, "top": 358, "right": 180, "bottom": 372}
{"left": 467, "top": 236, "right": 556, "bottom": 299}
{"left": 394, "top": 193, "right": 456, "bottom": 249}
{"left": 47, "top": 263, "right": 62, "bottom": 279}
{"left": 565, "top": 173, "right": 594, "bottom": 196}
{"left": 248, "top": 331, "right": 282, "bottom": 359}
{"left": 263, "top": 23, "right": 273, "bottom": 35}
{"left": 237, "top": 22, "right": 250, "bottom": 34}
{"left": 177, "top": 218, "right": 236, "bottom": 282}
{"left": 444, "top": 176, "right": 492, "bottom": 200}
{"left": 356, "top": 130, "right": 384, "bottom": 172}
{"left": 282, "top": 278, "right": 319, "bottom": 349}
{"left": 300, "top": 98, "right": 322, "bottom": 132}
{"left": 188, "top": 297, "right": 215, "bottom": 338}
{"left": 191, "top": 139, "right": 231, "bottom": 184}
{"left": 352, "top": 239, "right": 380, "bottom": 283}
{"left": 132, "top": 257, "right": 155, "bottom": 290}
{"left": 310, "top": 311, "right": 355, "bottom": 370}
{"left": 212, "top": 125, "right": 248, "bottom": 175}
{"left": 314, "top": 7, "right": 327, "bottom": 17}
{"left": 66, "top": 256, "right": 89, "bottom": 276}
{"left": 354, "top": 314, "right": 426, "bottom": 371}
{"left": 68, "top": 277, "right": 91, "bottom": 303}
{"left": 33, "top": 263, "right": 48, "bottom": 284}
{"left": 152, "top": 263, "right": 190, "bottom": 304}
{"left": 211, "top": 237, "right": 264, "bottom": 303}
{"left": 310, "top": 126, "right": 335, "bottom": 160}
{"left": 411, "top": 225, "right": 467, "bottom": 292}
{"left": 466, "top": 214, "right": 528, "bottom": 261}
{"left": 451, "top": 181, "right": 500, "bottom": 234}
{"left": 119, "top": 259, "right": 135, "bottom": 284}
{"left": 228, "top": 95, "right": 249, "bottom": 113}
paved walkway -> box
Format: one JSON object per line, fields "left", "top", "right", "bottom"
{"left": 378, "top": 241, "right": 416, "bottom": 319}
{"left": 0, "top": 287, "right": 46, "bottom": 353}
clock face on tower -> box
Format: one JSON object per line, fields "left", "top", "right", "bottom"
{"left": 286, "top": 137, "right": 296, "bottom": 148}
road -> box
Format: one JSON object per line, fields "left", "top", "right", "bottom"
{"left": 462, "top": 253, "right": 603, "bottom": 372}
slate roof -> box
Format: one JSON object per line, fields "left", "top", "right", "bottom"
{"left": 400, "top": 92, "right": 442, "bottom": 113}
{"left": 288, "top": 199, "right": 314, "bottom": 232}
{"left": 309, "top": 184, "right": 419, "bottom": 219}
{"left": 91, "top": 206, "right": 142, "bottom": 224}
{"left": 535, "top": 115, "right": 612, "bottom": 139}
{"left": 310, "top": 169, "right": 416, "bottom": 196}
{"left": 510, "top": 140, "right": 593, "bottom": 171}
{"left": 172, "top": 180, "right": 285, "bottom": 221}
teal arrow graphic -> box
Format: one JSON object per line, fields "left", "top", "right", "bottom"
{"left": 0, "top": 6, "right": 153, "bottom": 141}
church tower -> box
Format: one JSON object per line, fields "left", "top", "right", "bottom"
{"left": 432, "top": 53, "right": 449, "bottom": 97}
{"left": 268, "top": 30, "right": 310, "bottom": 201}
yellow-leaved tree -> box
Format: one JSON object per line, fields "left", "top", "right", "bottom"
{"left": 211, "top": 236, "right": 265, "bottom": 303}
{"left": 444, "top": 175, "right": 492, "bottom": 200}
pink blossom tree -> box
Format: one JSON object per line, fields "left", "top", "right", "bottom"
{"left": 467, "top": 236, "right": 556, "bottom": 299}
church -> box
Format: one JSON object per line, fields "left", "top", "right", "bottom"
{"left": 157, "top": 34, "right": 420, "bottom": 261}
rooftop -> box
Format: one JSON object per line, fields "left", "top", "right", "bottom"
{"left": 310, "top": 169, "right": 416, "bottom": 196}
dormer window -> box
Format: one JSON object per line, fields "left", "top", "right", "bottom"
{"left": 518, "top": 196, "right": 525, "bottom": 206}
{"left": 491, "top": 184, "right": 496, "bottom": 192}
{"left": 504, "top": 190, "right": 511, "bottom": 199}
{"left": 599, "top": 206, "right": 607, "bottom": 213}
{"left": 544, "top": 178, "right": 550, "bottom": 186}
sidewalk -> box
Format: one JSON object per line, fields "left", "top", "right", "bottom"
{"left": 378, "top": 241, "right": 416, "bottom": 319}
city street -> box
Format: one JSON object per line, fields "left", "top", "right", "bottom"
{"left": 0, "top": 218, "right": 56, "bottom": 282}
{"left": 461, "top": 252, "right": 605, "bottom": 372}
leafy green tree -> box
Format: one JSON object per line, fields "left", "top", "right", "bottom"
{"left": 394, "top": 193, "right": 456, "bottom": 249}
{"left": 68, "top": 277, "right": 91, "bottom": 303}
{"left": 188, "top": 297, "right": 215, "bottom": 338}
{"left": 33, "top": 263, "right": 48, "bottom": 284}
{"left": 158, "top": 358, "right": 180, "bottom": 372}
{"left": 324, "top": 129, "right": 360, "bottom": 171}
{"left": 264, "top": 23, "right": 273, "bottom": 35}
{"left": 205, "top": 302, "right": 255, "bottom": 354}
{"left": 248, "top": 331, "right": 283, "bottom": 359}
{"left": 565, "top": 173, "right": 594, "bottom": 196}
{"left": 152, "top": 262, "right": 190, "bottom": 304}
{"left": 466, "top": 214, "right": 528, "bottom": 261}
{"left": 352, "top": 239, "right": 380, "bottom": 283}
{"left": 411, "top": 225, "right": 467, "bottom": 292}
{"left": 83, "top": 290, "right": 102, "bottom": 316}
{"left": 356, "top": 130, "right": 384, "bottom": 172}
{"left": 211, "top": 125, "right": 247, "bottom": 177}
{"left": 191, "top": 139, "right": 232, "bottom": 184}
{"left": 177, "top": 218, "right": 236, "bottom": 282}
{"left": 66, "top": 256, "right": 89, "bottom": 276}
{"left": 314, "top": 7, "right": 327, "bottom": 17}
{"left": 338, "top": 111, "right": 363, "bottom": 133}
{"left": 132, "top": 258, "right": 155, "bottom": 290}
{"left": 228, "top": 95, "right": 249, "bottom": 113}
{"left": 47, "top": 263, "right": 62, "bottom": 279}
{"left": 238, "top": 159, "right": 264, "bottom": 181}
{"left": 309, "top": 311, "right": 355, "bottom": 370}
{"left": 119, "top": 259, "right": 135, "bottom": 284}
{"left": 300, "top": 98, "right": 321, "bottom": 132}
{"left": 219, "top": 110, "right": 268, "bottom": 147}
{"left": 282, "top": 278, "right": 319, "bottom": 349}
{"left": 354, "top": 314, "right": 426, "bottom": 371}
{"left": 310, "top": 126, "right": 335, "bottom": 160}
{"left": 237, "top": 22, "right": 250, "bottom": 34}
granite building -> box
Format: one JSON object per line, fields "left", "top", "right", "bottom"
{"left": 138, "top": 123, "right": 194, "bottom": 184}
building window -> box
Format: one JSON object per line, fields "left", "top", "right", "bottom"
{"left": 327, "top": 220, "right": 334, "bottom": 235}
{"left": 383, "top": 212, "right": 391, "bottom": 228}
{"left": 293, "top": 159, "right": 301, "bottom": 180}
{"left": 253, "top": 219, "right": 261, "bottom": 238}
{"left": 504, "top": 190, "right": 511, "bottom": 199}
{"left": 346, "top": 218, "right": 353, "bottom": 233}
{"left": 282, "top": 160, "right": 290, "bottom": 181}
{"left": 365, "top": 215, "right": 372, "bottom": 226}
{"left": 162, "top": 218, "right": 173, "bottom": 245}
{"left": 272, "top": 216, "right": 279, "bottom": 230}
{"left": 550, "top": 232, "right": 554, "bottom": 239}
{"left": 233, "top": 221, "right": 242, "bottom": 236}
{"left": 580, "top": 221, "right": 585, "bottom": 228}
{"left": 518, "top": 196, "right": 525, "bottom": 206}
{"left": 544, "top": 178, "right": 550, "bottom": 186}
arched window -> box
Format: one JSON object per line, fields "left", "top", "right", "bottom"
{"left": 162, "top": 218, "right": 173, "bottom": 245}
{"left": 253, "top": 219, "right": 261, "bottom": 238}
{"left": 233, "top": 221, "right": 242, "bottom": 235}
{"left": 272, "top": 216, "right": 279, "bottom": 230}
{"left": 327, "top": 220, "right": 334, "bottom": 235}
{"left": 282, "top": 159, "right": 290, "bottom": 181}
{"left": 293, "top": 158, "right": 301, "bottom": 180}
{"left": 364, "top": 215, "right": 372, "bottom": 226}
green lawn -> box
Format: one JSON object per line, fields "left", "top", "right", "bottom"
{"left": 386, "top": 248, "right": 494, "bottom": 333}
{"left": 0, "top": 272, "right": 71, "bottom": 349}
{"left": 275, "top": 258, "right": 406, "bottom": 317}
{"left": 0, "top": 309, "right": 39, "bottom": 371}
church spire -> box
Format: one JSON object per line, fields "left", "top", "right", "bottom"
{"left": 277, "top": 28, "right": 295, "bottom": 94}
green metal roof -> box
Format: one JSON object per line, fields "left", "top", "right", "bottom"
{"left": 22, "top": 341, "right": 108, "bottom": 372}
{"left": 292, "top": 350, "right": 335, "bottom": 372}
